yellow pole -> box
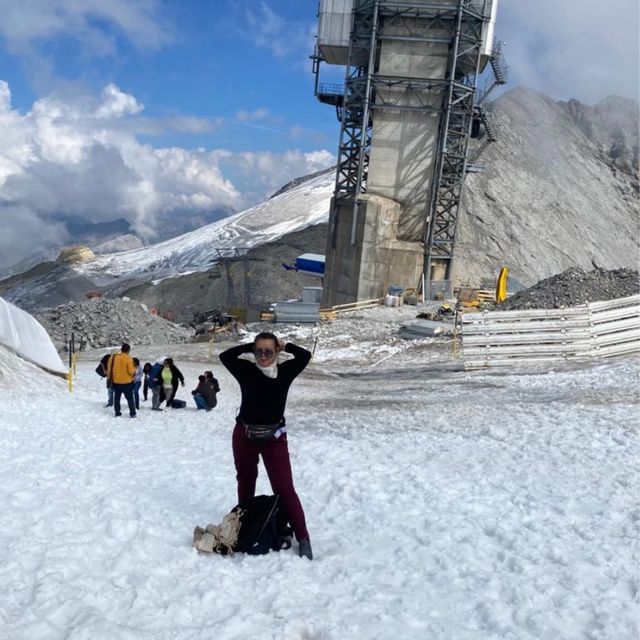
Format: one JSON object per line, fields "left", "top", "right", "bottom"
{"left": 68, "top": 369, "right": 73, "bottom": 393}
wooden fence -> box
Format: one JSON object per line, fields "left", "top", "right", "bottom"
{"left": 460, "top": 294, "right": 640, "bottom": 369}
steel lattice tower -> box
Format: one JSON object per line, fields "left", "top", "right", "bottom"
{"left": 314, "top": 0, "right": 506, "bottom": 303}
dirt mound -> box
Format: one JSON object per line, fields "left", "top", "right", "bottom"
{"left": 499, "top": 267, "right": 640, "bottom": 310}
{"left": 35, "top": 298, "right": 193, "bottom": 352}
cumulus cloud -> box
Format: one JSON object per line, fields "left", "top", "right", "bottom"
{"left": 499, "top": 0, "right": 639, "bottom": 103}
{"left": 0, "top": 81, "right": 335, "bottom": 272}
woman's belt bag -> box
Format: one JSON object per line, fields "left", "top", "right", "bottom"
{"left": 241, "top": 418, "right": 285, "bottom": 441}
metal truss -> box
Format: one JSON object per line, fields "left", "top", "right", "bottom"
{"left": 423, "top": 1, "right": 489, "bottom": 297}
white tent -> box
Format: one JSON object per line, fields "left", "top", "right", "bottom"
{"left": 0, "top": 297, "right": 67, "bottom": 376}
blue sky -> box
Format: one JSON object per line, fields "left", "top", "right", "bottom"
{"left": 0, "top": 1, "right": 337, "bottom": 155}
{"left": 0, "top": 0, "right": 637, "bottom": 271}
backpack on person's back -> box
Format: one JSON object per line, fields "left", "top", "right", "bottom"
{"left": 95, "top": 353, "right": 110, "bottom": 378}
{"left": 193, "top": 495, "right": 292, "bottom": 556}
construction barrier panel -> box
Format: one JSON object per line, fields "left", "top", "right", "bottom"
{"left": 460, "top": 294, "right": 640, "bottom": 369}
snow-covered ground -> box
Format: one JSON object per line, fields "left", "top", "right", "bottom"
{"left": 1, "top": 308, "right": 639, "bottom": 640}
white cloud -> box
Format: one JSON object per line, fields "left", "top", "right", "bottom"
{"left": 0, "top": 81, "right": 335, "bottom": 272}
{"left": 0, "top": 81, "right": 240, "bottom": 270}
{"left": 236, "top": 108, "right": 271, "bottom": 122}
{"left": 95, "top": 84, "right": 144, "bottom": 118}
{"left": 214, "top": 148, "right": 335, "bottom": 204}
{"left": 499, "top": 0, "right": 639, "bottom": 102}
{"left": 0, "top": 0, "right": 170, "bottom": 54}
{"left": 240, "top": 2, "right": 315, "bottom": 68}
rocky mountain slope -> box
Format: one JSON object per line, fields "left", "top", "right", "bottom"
{"left": 456, "top": 88, "right": 638, "bottom": 287}
{"left": 0, "top": 87, "right": 637, "bottom": 321}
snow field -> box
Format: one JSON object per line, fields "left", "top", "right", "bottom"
{"left": 0, "top": 344, "right": 638, "bottom": 639}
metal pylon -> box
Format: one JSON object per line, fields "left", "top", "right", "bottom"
{"left": 423, "top": 0, "right": 488, "bottom": 298}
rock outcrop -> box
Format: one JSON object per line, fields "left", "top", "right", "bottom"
{"left": 56, "top": 246, "right": 95, "bottom": 265}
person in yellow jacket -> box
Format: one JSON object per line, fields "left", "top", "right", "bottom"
{"left": 107, "top": 342, "right": 137, "bottom": 418}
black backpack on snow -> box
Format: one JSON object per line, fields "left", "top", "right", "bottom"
{"left": 235, "top": 495, "right": 293, "bottom": 555}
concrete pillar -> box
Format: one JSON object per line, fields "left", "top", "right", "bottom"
{"left": 322, "top": 194, "right": 424, "bottom": 307}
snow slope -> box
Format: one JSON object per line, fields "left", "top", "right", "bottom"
{"left": 0, "top": 308, "right": 638, "bottom": 640}
{"left": 77, "top": 171, "right": 334, "bottom": 282}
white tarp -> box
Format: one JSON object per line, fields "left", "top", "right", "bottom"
{"left": 0, "top": 297, "right": 67, "bottom": 374}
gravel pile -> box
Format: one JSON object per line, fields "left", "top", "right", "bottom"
{"left": 36, "top": 298, "right": 193, "bottom": 352}
{"left": 499, "top": 267, "right": 640, "bottom": 310}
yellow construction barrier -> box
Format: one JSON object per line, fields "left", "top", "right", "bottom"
{"left": 496, "top": 266, "right": 509, "bottom": 303}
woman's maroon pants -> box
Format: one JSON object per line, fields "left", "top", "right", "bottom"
{"left": 232, "top": 423, "right": 309, "bottom": 542}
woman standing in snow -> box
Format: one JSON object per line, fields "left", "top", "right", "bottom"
{"left": 219, "top": 332, "right": 313, "bottom": 560}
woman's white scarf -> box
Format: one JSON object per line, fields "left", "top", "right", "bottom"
{"left": 239, "top": 351, "right": 293, "bottom": 378}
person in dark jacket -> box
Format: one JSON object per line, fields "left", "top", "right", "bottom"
{"left": 98, "top": 352, "right": 115, "bottom": 407}
{"left": 142, "top": 362, "right": 152, "bottom": 401}
{"left": 219, "top": 332, "right": 313, "bottom": 560}
{"left": 192, "top": 370, "right": 220, "bottom": 411}
{"left": 148, "top": 358, "right": 165, "bottom": 410}
{"left": 161, "top": 357, "right": 185, "bottom": 407}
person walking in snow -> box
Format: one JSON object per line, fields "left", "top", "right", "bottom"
{"left": 161, "top": 357, "right": 185, "bottom": 408}
{"left": 107, "top": 342, "right": 137, "bottom": 418}
{"left": 219, "top": 332, "right": 313, "bottom": 560}
{"left": 148, "top": 358, "right": 165, "bottom": 411}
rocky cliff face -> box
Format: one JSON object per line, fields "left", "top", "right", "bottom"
{"left": 456, "top": 88, "right": 639, "bottom": 288}
{"left": 562, "top": 95, "right": 639, "bottom": 176}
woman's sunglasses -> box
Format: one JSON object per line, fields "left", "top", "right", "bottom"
{"left": 254, "top": 348, "right": 274, "bottom": 358}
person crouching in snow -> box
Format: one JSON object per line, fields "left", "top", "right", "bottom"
{"left": 192, "top": 372, "right": 219, "bottom": 411}
{"left": 219, "top": 332, "right": 313, "bottom": 560}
